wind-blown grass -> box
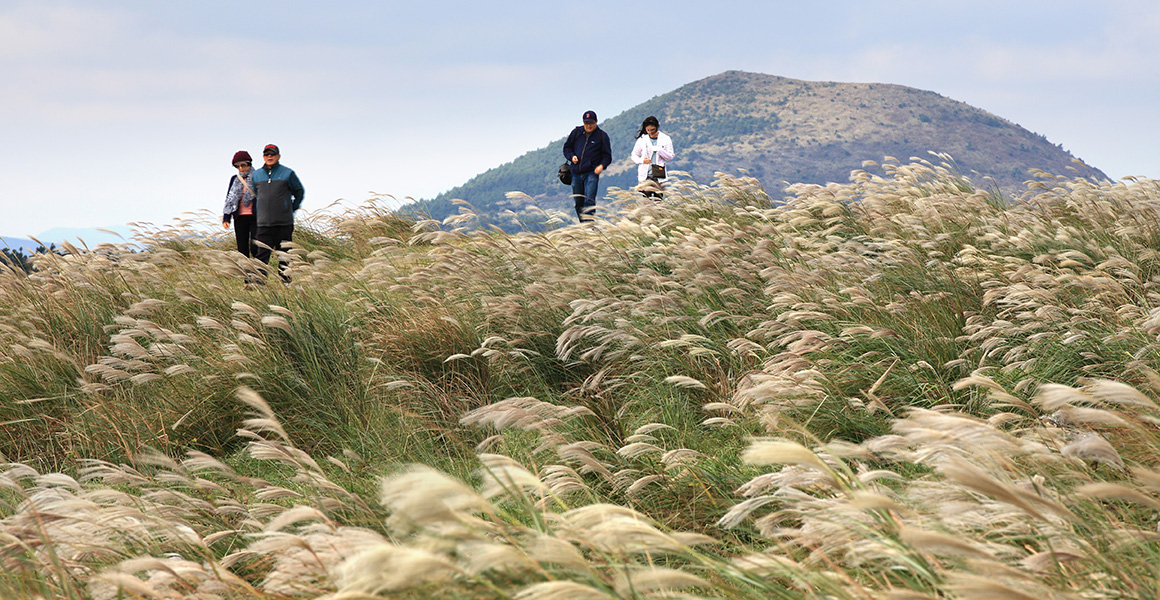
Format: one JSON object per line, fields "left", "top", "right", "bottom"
{"left": 2, "top": 157, "right": 1160, "bottom": 598}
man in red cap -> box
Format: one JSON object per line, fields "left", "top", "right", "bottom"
{"left": 250, "top": 144, "right": 304, "bottom": 282}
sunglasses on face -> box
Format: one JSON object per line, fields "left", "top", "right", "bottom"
{"left": 234, "top": 161, "right": 251, "bottom": 168}
{"left": 263, "top": 153, "right": 278, "bottom": 157}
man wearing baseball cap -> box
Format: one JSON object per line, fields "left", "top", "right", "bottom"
{"left": 562, "top": 110, "right": 612, "bottom": 223}
{"left": 250, "top": 144, "right": 304, "bottom": 283}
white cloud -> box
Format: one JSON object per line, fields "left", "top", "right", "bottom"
{"left": 0, "top": 3, "right": 124, "bottom": 60}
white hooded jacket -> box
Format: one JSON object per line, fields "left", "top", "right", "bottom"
{"left": 630, "top": 132, "right": 675, "bottom": 182}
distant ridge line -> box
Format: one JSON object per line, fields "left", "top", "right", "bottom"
{"left": 409, "top": 70, "right": 1106, "bottom": 229}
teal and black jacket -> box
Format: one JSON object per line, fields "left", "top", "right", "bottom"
{"left": 252, "top": 163, "right": 304, "bottom": 227}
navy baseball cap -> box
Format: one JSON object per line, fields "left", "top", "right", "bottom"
{"left": 582, "top": 110, "right": 597, "bottom": 123}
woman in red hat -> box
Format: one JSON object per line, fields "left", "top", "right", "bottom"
{"left": 222, "top": 150, "right": 257, "bottom": 257}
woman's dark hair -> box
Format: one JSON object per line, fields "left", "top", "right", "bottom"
{"left": 635, "top": 116, "right": 660, "bottom": 139}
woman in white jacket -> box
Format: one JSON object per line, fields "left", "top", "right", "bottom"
{"left": 630, "top": 116, "right": 675, "bottom": 199}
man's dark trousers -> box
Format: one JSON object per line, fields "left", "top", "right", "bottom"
{"left": 254, "top": 224, "right": 294, "bottom": 282}
{"left": 571, "top": 171, "right": 598, "bottom": 222}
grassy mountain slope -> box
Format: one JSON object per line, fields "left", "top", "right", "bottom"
{"left": 414, "top": 70, "right": 1108, "bottom": 225}
{"left": 1, "top": 163, "right": 1160, "bottom": 598}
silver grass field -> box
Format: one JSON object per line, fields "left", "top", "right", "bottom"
{"left": 2, "top": 156, "right": 1160, "bottom": 598}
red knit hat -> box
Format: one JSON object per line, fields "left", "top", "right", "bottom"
{"left": 231, "top": 150, "right": 252, "bottom": 165}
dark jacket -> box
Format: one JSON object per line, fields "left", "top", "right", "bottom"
{"left": 252, "top": 162, "right": 304, "bottom": 227}
{"left": 563, "top": 126, "right": 612, "bottom": 175}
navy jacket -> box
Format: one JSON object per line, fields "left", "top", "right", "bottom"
{"left": 252, "top": 162, "right": 304, "bottom": 227}
{"left": 563, "top": 126, "right": 612, "bottom": 175}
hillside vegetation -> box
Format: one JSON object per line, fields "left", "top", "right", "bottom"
{"left": 416, "top": 71, "right": 1108, "bottom": 227}
{"left": 2, "top": 158, "right": 1160, "bottom": 599}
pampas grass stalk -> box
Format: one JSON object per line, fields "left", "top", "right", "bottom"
{"left": 3, "top": 162, "right": 1160, "bottom": 598}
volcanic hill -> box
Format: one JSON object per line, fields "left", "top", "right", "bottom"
{"left": 413, "top": 70, "right": 1107, "bottom": 224}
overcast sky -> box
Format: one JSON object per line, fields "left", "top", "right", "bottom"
{"left": 2, "top": 0, "right": 1157, "bottom": 238}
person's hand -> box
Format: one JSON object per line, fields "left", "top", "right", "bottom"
{"left": 642, "top": 157, "right": 651, "bottom": 164}
{"left": 223, "top": 221, "right": 231, "bottom": 230}
{"left": 571, "top": 156, "right": 579, "bottom": 164}
{"left": 594, "top": 165, "right": 604, "bottom": 175}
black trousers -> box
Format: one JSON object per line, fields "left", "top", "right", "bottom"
{"left": 254, "top": 224, "right": 294, "bottom": 282}
{"left": 232, "top": 214, "right": 257, "bottom": 257}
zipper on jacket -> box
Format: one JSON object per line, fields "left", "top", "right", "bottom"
{"left": 579, "top": 130, "right": 590, "bottom": 167}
